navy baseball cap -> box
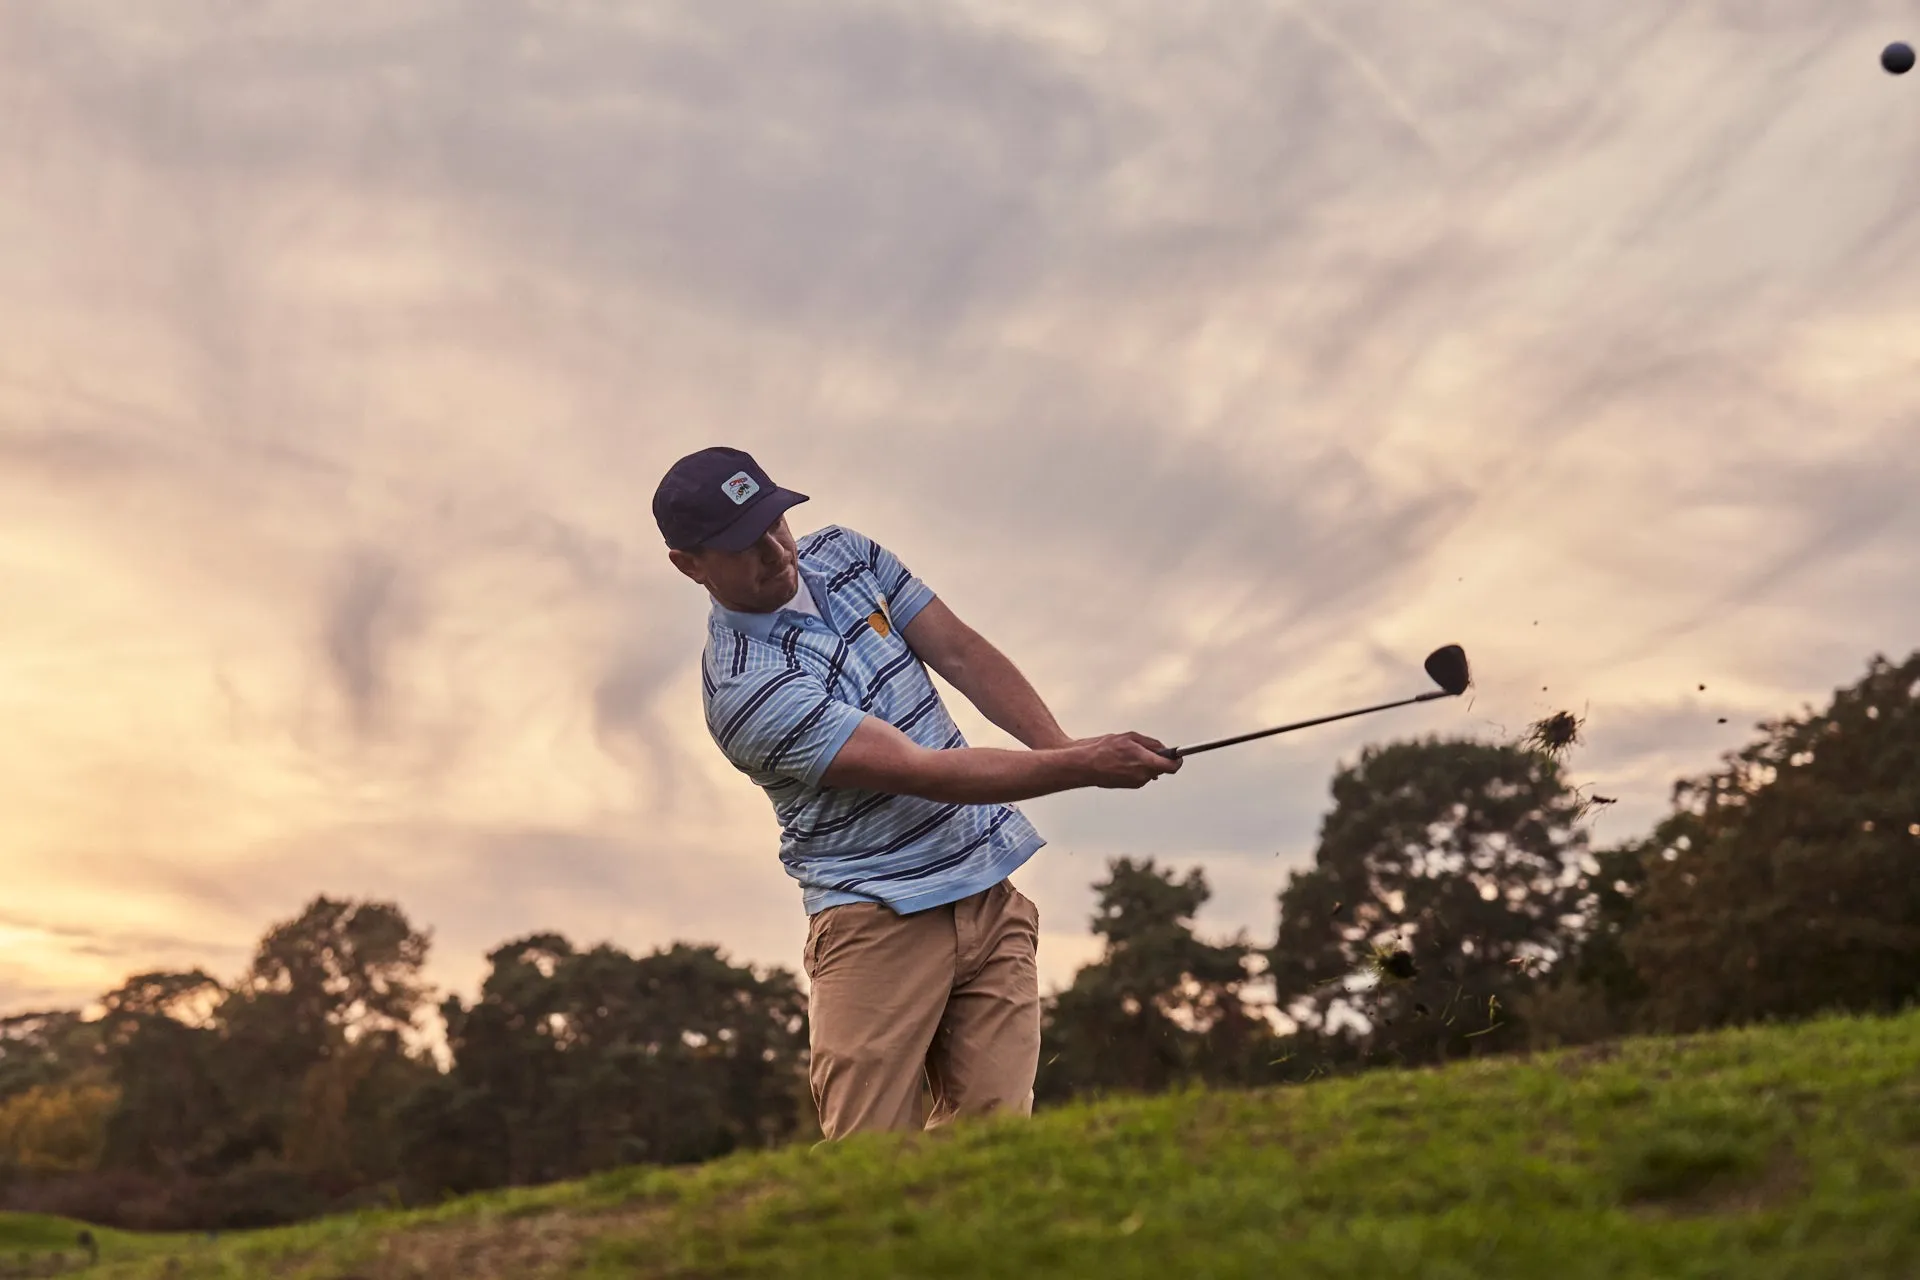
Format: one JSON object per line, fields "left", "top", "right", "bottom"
{"left": 652, "top": 447, "right": 810, "bottom": 552}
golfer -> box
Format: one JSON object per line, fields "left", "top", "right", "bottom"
{"left": 654, "top": 446, "right": 1180, "bottom": 1140}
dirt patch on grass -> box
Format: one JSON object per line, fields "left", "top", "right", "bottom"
{"left": 321, "top": 1204, "right": 644, "bottom": 1280}
{"left": 1884, "top": 1085, "right": 1920, "bottom": 1144}
{"left": 0, "top": 1256, "right": 86, "bottom": 1279}
{"left": 326, "top": 1209, "right": 592, "bottom": 1280}
{"left": 1624, "top": 1146, "right": 1806, "bottom": 1221}
{"left": 306, "top": 1185, "right": 774, "bottom": 1280}
{"left": 1174, "top": 1095, "right": 1305, "bottom": 1155}
{"left": 1552, "top": 1042, "right": 1623, "bottom": 1078}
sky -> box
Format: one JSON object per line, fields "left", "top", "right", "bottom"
{"left": 3, "top": 0, "right": 1917, "bottom": 1017}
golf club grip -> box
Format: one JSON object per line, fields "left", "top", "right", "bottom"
{"left": 1165, "top": 690, "right": 1449, "bottom": 758}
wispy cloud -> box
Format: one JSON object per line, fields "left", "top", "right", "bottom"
{"left": 3, "top": 0, "right": 1915, "bottom": 1007}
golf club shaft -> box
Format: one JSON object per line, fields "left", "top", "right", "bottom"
{"left": 1164, "top": 689, "right": 1450, "bottom": 758}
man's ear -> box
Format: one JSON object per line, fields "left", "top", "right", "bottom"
{"left": 667, "top": 548, "right": 706, "bottom": 586}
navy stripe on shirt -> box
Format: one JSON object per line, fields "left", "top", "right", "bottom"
{"left": 765, "top": 696, "right": 834, "bottom": 772}
{"left": 882, "top": 810, "right": 1016, "bottom": 883}
{"left": 894, "top": 689, "right": 942, "bottom": 733}
{"left": 824, "top": 638, "right": 852, "bottom": 694}
{"left": 717, "top": 667, "right": 809, "bottom": 750}
{"left": 871, "top": 802, "right": 964, "bottom": 857}
{"left": 827, "top": 811, "right": 1014, "bottom": 896}
{"left": 860, "top": 651, "right": 918, "bottom": 710}
{"left": 788, "top": 790, "right": 893, "bottom": 842}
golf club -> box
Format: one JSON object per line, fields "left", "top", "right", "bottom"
{"left": 1160, "top": 644, "right": 1470, "bottom": 759}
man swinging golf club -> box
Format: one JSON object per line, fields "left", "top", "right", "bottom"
{"left": 655, "top": 446, "right": 1180, "bottom": 1141}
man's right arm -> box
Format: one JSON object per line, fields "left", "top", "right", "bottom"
{"left": 820, "top": 715, "right": 1180, "bottom": 803}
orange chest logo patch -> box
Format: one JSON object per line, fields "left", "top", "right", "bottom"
{"left": 867, "top": 595, "right": 892, "bottom": 638}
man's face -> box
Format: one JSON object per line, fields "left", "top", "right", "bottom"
{"left": 669, "top": 516, "right": 801, "bottom": 613}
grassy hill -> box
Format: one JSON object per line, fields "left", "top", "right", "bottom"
{"left": 4, "top": 1009, "right": 1917, "bottom": 1279}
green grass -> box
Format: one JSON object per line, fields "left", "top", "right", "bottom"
{"left": 6, "top": 1010, "right": 1919, "bottom": 1278}
{"left": 0, "top": 1214, "right": 89, "bottom": 1252}
{"left": 0, "top": 1213, "right": 184, "bottom": 1276}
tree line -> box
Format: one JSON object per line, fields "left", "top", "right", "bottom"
{"left": 3, "top": 649, "right": 1915, "bottom": 1230}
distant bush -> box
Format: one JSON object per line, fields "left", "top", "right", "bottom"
{"left": 0, "top": 1162, "right": 335, "bottom": 1232}
{"left": 173, "top": 1164, "right": 331, "bottom": 1230}
{"left": 1519, "top": 979, "right": 1633, "bottom": 1051}
{"left": 0, "top": 1081, "right": 116, "bottom": 1175}
{"left": 0, "top": 1168, "right": 183, "bottom": 1231}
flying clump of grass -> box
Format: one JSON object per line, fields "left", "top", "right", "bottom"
{"left": 1366, "top": 940, "right": 1419, "bottom": 983}
{"left": 1311, "top": 937, "right": 1419, "bottom": 996}
{"left": 1524, "top": 710, "right": 1583, "bottom": 757}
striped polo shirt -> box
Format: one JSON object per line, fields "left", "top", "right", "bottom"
{"left": 700, "top": 525, "right": 1045, "bottom": 916}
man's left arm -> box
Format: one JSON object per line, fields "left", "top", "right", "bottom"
{"left": 902, "top": 598, "right": 1074, "bottom": 751}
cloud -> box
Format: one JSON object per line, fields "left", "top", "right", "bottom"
{"left": 3, "top": 0, "right": 1917, "bottom": 1011}
{"left": 0, "top": 911, "right": 235, "bottom": 962}
{"left": 322, "top": 549, "right": 412, "bottom": 734}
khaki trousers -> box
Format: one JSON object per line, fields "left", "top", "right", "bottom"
{"left": 802, "top": 878, "right": 1041, "bottom": 1140}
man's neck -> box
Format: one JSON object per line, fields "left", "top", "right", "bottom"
{"left": 713, "top": 575, "right": 813, "bottom": 618}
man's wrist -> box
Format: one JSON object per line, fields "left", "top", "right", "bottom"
{"left": 1041, "top": 741, "right": 1095, "bottom": 788}
{"left": 1025, "top": 727, "right": 1077, "bottom": 752}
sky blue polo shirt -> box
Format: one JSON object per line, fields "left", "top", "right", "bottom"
{"left": 699, "top": 525, "right": 1045, "bottom": 916}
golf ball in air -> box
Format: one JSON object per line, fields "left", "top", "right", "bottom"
{"left": 1885, "top": 41, "right": 1915, "bottom": 74}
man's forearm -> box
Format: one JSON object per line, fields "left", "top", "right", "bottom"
{"left": 903, "top": 744, "right": 1093, "bottom": 804}
{"left": 940, "top": 635, "right": 1072, "bottom": 750}
{"left": 819, "top": 714, "right": 1176, "bottom": 801}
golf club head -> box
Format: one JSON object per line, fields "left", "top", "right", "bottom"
{"left": 1424, "top": 644, "right": 1471, "bottom": 697}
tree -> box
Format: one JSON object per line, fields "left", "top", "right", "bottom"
{"left": 1618, "top": 651, "right": 1920, "bottom": 1032}
{"left": 213, "top": 898, "right": 435, "bottom": 1181}
{"left": 94, "top": 897, "right": 436, "bottom": 1203}
{"left": 236, "top": 896, "right": 431, "bottom": 1053}
{"left": 1266, "top": 737, "right": 1590, "bottom": 1068}
{"left": 400, "top": 933, "right": 570, "bottom": 1192}
{"left": 283, "top": 1031, "right": 437, "bottom": 1198}
{"left": 0, "top": 1012, "right": 100, "bottom": 1105}
{"left": 96, "top": 971, "right": 232, "bottom": 1174}
{"left": 1039, "top": 858, "right": 1272, "bottom": 1103}
{"left": 400, "top": 934, "right": 810, "bottom": 1197}
{"left": 0, "top": 1081, "right": 117, "bottom": 1175}
{"left": 1518, "top": 839, "right": 1655, "bottom": 1049}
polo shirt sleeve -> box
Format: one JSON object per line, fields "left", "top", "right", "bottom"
{"left": 853, "top": 530, "right": 936, "bottom": 630}
{"left": 706, "top": 666, "right": 868, "bottom": 786}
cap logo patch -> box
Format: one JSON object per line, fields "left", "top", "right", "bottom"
{"left": 721, "top": 471, "right": 761, "bottom": 505}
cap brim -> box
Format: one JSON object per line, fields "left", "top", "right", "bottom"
{"left": 698, "top": 488, "right": 809, "bottom": 552}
